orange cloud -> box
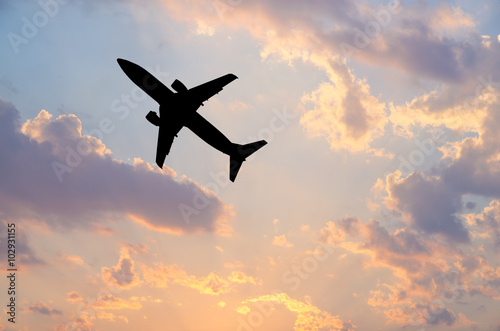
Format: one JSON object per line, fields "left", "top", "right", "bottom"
{"left": 300, "top": 57, "right": 389, "bottom": 155}
{"left": 88, "top": 294, "right": 142, "bottom": 311}
{"left": 238, "top": 293, "right": 356, "bottom": 331}
{"left": 228, "top": 271, "right": 261, "bottom": 285}
{"left": 273, "top": 234, "right": 293, "bottom": 247}
{"left": 430, "top": 3, "right": 475, "bottom": 33}
{"left": 142, "top": 262, "right": 260, "bottom": 295}
{"left": 62, "top": 254, "right": 84, "bottom": 266}
{"left": 119, "top": 242, "right": 149, "bottom": 255}
{"left": 96, "top": 311, "right": 129, "bottom": 323}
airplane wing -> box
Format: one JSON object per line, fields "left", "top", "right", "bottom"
{"left": 117, "top": 58, "right": 173, "bottom": 105}
{"left": 155, "top": 125, "right": 175, "bottom": 169}
{"left": 188, "top": 74, "right": 238, "bottom": 105}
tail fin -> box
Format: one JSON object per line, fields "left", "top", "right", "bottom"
{"left": 229, "top": 140, "right": 267, "bottom": 182}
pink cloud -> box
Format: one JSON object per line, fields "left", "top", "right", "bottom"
{"left": 0, "top": 100, "right": 233, "bottom": 235}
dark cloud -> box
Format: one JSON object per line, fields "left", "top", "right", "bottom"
{"left": 415, "top": 303, "right": 456, "bottom": 326}
{"left": 440, "top": 97, "right": 500, "bottom": 198}
{"left": 389, "top": 172, "right": 469, "bottom": 243}
{"left": 337, "top": 217, "right": 361, "bottom": 236}
{"left": 66, "top": 291, "right": 82, "bottom": 302}
{"left": 465, "top": 201, "right": 476, "bottom": 209}
{"left": 22, "top": 302, "right": 62, "bottom": 317}
{"left": 101, "top": 249, "right": 141, "bottom": 289}
{"left": 364, "top": 220, "right": 430, "bottom": 256}
{"left": 0, "top": 99, "right": 232, "bottom": 235}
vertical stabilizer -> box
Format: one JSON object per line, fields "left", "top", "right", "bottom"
{"left": 229, "top": 140, "right": 267, "bottom": 182}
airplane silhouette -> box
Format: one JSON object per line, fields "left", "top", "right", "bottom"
{"left": 117, "top": 58, "right": 267, "bottom": 182}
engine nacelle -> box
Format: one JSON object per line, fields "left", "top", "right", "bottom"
{"left": 145, "top": 111, "right": 160, "bottom": 126}
{"left": 171, "top": 79, "right": 188, "bottom": 93}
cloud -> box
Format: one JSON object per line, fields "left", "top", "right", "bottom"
{"left": 119, "top": 242, "right": 149, "bottom": 255}
{"left": 102, "top": 247, "right": 142, "bottom": 289}
{"left": 0, "top": 100, "right": 233, "bottom": 235}
{"left": 62, "top": 293, "right": 145, "bottom": 330}
{"left": 61, "top": 254, "right": 84, "bottom": 266}
{"left": 441, "top": 111, "right": 500, "bottom": 199}
{"left": 273, "top": 234, "right": 293, "bottom": 247}
{"left": 227, "top": 271, "right": 261, "bottom": 285}
{"left": 87, "top": 294, "right": 142, "bottom": 311}
{"left": 318, "top": 221, "right": 346, "bottom": 245}
{"left": 96, "top": 311, "right": 129, "bottom": 323}
{"left": 430, "top": 3, "right": 475, "bottom": 32}
{"left": 142, "top": 262, "right": 260, "bottom": 295}
{"left": 55, "top": 313, "right": 92, "bottom": 331}
{"left": 238, "top": 293, "right": 356, "bottom": 331}
{"left": 387, "top": 84, "right": 500, "bottom": 245}
{"left": 465, "top": 200, "right": 500, "bottom": 251}
{"left": 300, "top": 57, "right": 389, "bottom": 155}
{"left": 22, "top": 301, "right": 63, "bottom": 317}
{"left": 317, "top": 215, "right": 500, "bottom": 328}
{"left": 143, "top": 263, "right": 230, "bottom": 295}
{"left": 385, "top": 171, "right": 469, "bottom": 243}
{"left": 67, "top": 291, "right": 83, "bottom": 302}
{"left": 159, "top": 0, "right": 392, "bottom": 154}
{"left": 158, "top": 0, "right": 500, "bottom": 160}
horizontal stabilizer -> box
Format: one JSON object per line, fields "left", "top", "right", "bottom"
{"left": 229, "top": 140, "right": 267, "bottom": 182}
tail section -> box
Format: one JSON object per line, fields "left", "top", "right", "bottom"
{"left": 229, "top": 140, "right": 267, "bottom": 182}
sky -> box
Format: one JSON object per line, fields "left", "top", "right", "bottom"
{"left": 1, "top": 0, "right": 500, "bottom": 330}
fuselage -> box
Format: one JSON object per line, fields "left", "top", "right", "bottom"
{"left": 159, "top": 94, "right": 238, "bottom": 157}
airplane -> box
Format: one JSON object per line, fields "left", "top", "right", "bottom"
{"left": 117, "top": 58, "right": 267, "bottom": 182}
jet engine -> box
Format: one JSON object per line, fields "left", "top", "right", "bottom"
{"left": 146, "top": 111, "right": 160, "bottom": 126}
{"left": 171, "top": 79, "right": 188, "bottom": 93}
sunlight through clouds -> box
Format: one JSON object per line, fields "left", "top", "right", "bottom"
{"left": 3, "top": 0, "right": 500, "bottom": 329}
